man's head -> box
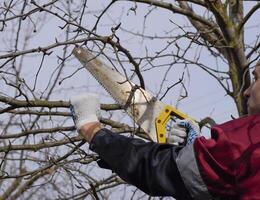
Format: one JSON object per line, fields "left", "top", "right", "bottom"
{"left": 243, "top": 61, "right": 260, "bottom": 115}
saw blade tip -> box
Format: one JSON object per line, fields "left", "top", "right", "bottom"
{"left": 73, "top": 46, "right": 82, "bottom": 54}
{"left": 77, "top": 49, "right": 82, "bottom": 54}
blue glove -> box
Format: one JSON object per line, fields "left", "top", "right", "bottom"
{"left": 178, "top": 119, "right": 200, "bottom": 145}
{"left": 167, "top": 119, "right": 200, "bottom": 145}
{"left": 167, "top": 123, "right": 187, "bottom": 144}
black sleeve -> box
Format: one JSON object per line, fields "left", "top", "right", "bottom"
{"left": 89, "top": 128, "right": 193, "bottom": 200}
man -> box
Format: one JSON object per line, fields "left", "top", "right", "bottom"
{"left": 70, "top": 62, "right": 260, "bottom": 200}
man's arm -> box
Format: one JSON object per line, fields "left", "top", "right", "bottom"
{"left": 69, "top": 93, "right": 208, "bottom": 199}
{"left": 90, "top": 128, "right": 193, "bottom": 199}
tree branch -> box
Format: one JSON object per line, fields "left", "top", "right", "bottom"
{"left": 238, "top": 2, "right": 260, "bottom": 34}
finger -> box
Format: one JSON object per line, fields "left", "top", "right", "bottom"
{"left": 169, "top": 128, "right": 187, "bottom": 137}
{"left": 167, "top": 135, "right": 185, "bottom": 144}
{"left": 172, "top": 123, "right": 186, "bottom": 130}
{"left": 167, "top": 140, "right": 180, "bottom": 145}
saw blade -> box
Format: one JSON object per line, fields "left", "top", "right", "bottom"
{"left": 73, "top": 46, "right": 168, "bottom": 142}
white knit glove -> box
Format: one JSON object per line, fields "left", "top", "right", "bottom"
{"left": 70, "top": 93, "right": 100, "bottom": 130}
{"left": 167, "top": 119, "right": 200, "bottom": 145}
{"left": 166, "top": 123, "right": 187, "bottom": 144}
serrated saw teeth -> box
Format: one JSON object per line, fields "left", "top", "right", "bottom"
{"left": 72, "top": 46, "right": 168, "bottom": 142}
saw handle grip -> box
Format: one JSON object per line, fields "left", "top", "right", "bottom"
{"left": 155, "top": 105, "right": 192, "bottom": 143}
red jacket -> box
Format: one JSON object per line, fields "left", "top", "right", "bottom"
{"left": 194, "top": 114, "right": 260, "bottom": 199}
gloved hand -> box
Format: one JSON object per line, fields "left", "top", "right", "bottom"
{"left": 167, "top": 119, "right": 200, "bottom": 145}
{"left": 167, "top": 123, "right": 187, "bottom": 144}
{"left": 70, "top": 93, "right": 100, "bottom": 130}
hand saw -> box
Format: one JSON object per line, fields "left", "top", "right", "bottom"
{"left": 72, "top": 46, "right": 192, "bottom": 143}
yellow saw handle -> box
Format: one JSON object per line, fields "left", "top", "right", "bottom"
{"left": 155, "top": 105, "right": 193, "bottom": 143}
